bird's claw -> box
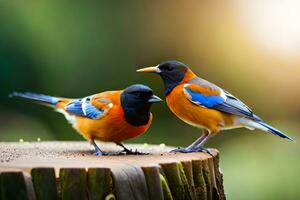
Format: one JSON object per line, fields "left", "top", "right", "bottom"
{"left": 119, "top": 148, "right": 148, "bottom": 155}
{"left": 93, "top": 150, "right": 108, "bottom": 156}
{"left": 171, "top": 147, "right": 213, "bottom": 156}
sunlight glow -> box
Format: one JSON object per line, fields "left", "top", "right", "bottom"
{"left": 234, "top": 0, "right": 300, "bottom": 56}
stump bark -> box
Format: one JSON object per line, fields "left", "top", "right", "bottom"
{"left": 0, "top": 141, "right": 225, "bottom": 200}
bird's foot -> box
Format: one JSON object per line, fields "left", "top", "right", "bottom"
{"left": 93, "top": 150, "right": 108, "bottom": 156}
{"left": 171, "top": 147, "right": 213, "bottom": 156}
{"left": 115, "top": 143, "right": 148, "bottom": 155}
{"left": 118, "top": 148, "right": 148, "bottom": 155}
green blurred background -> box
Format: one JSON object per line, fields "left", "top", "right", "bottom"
{"left": 1, "top": 1, "right": 299, "bottom": 199}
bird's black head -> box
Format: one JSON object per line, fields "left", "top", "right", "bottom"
{"left": 137, "top": 60, "right": 189, "bottom": 96}
{"left": 121, "top": 84, "right": 162, "bottom": 126}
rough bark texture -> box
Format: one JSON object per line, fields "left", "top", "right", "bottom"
{"left": 60, "top": 168, "right": 87, "bottom": 200}
{"left": 31, "top": 168, "right": 59, "bottom": 200}
{"left": 0, "top": 141, "right": 226, "bottom": 200}
{"left": 87, "top": 168, "right": 113, "bottom": 200}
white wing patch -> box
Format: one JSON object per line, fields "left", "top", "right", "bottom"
{"left": 81, "top": 97, "right": 89, "bottom": 116}
{"left": 220, "top": 89, "right": 227, "bottom": 101}
{"left": 55, "top": 108, "right": 76, "bottom": 124}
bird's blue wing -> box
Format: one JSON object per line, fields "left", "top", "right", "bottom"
{"left": 185, "top": 78, "right": 262, "bottom": 121}
{"left": 212, "top": 90, "right": 262, "bottom": 121}
{"left": 66, "top": 96, "right": 106, "bottom": 119}
{"left": 184, "top": 87, "right": 225, "bottom": 108}
{"left": 66, "top": 99, "right": 85, "bottom": 116}
{"left": 82, "top": 98, "right": 105, "bottom": 119}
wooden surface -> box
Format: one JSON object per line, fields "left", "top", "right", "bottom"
{"left": 0, "top": 141, "right": 225, "bottom": 200}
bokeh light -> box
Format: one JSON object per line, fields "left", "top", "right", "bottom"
{"left": 234, "top": 0, "right": 300, "bottom": 57}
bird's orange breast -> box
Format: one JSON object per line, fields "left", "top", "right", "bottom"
{"left": 166, "top": 84, "right": 234, "bottom": 134}
{"left": 73, "top": 92, "right": 152, "bottom": 142}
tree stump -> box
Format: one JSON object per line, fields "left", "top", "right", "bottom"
{"left": 0, "top": 141, "right": 225, "bottom": 200}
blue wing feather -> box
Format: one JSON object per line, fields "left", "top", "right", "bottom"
{"left": 184, "top": 87, "right": 225, "bottom": 108}
{"left": 186, "top": 78, "right": 262, "bottom": 121}
{"left": 66, "top": 99, "right": 85, "bottom": 116}
{"left": 84, "top": 102, "right": 104, "bottom": 119}
{"left": 66, "top": 97, "right": 103, "bottom": 119}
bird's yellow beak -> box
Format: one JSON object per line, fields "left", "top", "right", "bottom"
{"left": 136, "top": 66, "right": 161, "bottom": 73}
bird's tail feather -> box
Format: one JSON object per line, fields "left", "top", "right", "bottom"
{"left": 256, "top": 121, "right": 294, "bottom": 141}
{"left": 238, "top": 117, "right": 294, "bottom": 141}
{"left": 9, "top": 92, "right": 60, "bottom": 107}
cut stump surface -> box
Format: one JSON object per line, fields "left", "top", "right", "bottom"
{"left": 0, "top": 141, "right": 225, "bottom": 200}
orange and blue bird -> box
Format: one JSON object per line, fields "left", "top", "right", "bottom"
{"left": 10, "top": 84, "right": 162, "bottom": 155}
{"left": 137, "top": 60, "right": 293, "bottom": 153}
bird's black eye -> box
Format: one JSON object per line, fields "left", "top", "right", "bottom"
{"left": 159, "top": 65, "right": 170, "bottom": 71}
{"left": 164, "top": 65, "right": 172, "bottom": 71}
{"left": 130, "top": 91, "right": 142, "bottom": 97}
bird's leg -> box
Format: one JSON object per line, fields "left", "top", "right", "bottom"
{"left": 90, "top": 139, "right": 107, "bottom": 156}
{"left": 116, "top": 142, "right": 132, "bottom": 153}
{"left": 195, "top": 133, "right": 212, "bottom": 148}
{"left": 192, "top": 134, "right": 214, "bottom": 156}
{"left": 171, "top": 130, "right": 213, "bottom": 156}
{"left": 116, "top": 142, "right": 146, "bottom": 155}
{"left": 186, "top": 130, "right": 209, "bottom": 149}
